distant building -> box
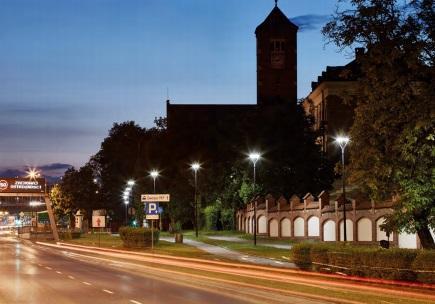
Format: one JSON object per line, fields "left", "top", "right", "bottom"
{"left": 302, "top": 48, "right": 363, "bottom": 157}
{"left": 166, "top": 3, "right": 298, "bottom": 131}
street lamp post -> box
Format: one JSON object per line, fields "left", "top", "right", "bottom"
{"left": 249, "top": 152, "right": 261, "bottom": 246}
{"left": 149, "top": 170, "right": 159, "bottom": 250}
{"left": 191, "top": 163, "right": 200, "bottom": 238}
{"left": 336, "top": 136, "right": 350, "bottom": 242}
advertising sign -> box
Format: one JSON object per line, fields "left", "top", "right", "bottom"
{"left": 141, "top": 194, "right": 170, "bottom": 202}
{"left": 145, "top": 202, "right": 159, "bottom": 220}
{"left": 92, "top": 216, "right": 106, "bottom": 228}
{"left": 0, "top": 178, "right": 45, "bottom": 194}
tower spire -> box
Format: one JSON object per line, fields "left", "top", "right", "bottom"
{"left": 275, "top": 0, "right": 278, "bottom": 7}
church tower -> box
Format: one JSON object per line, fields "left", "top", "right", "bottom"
{"left": 256, "top": 2, "right": 298, "bottom": 105}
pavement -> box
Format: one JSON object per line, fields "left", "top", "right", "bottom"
{"left": 207, "top": 235, "right": 293, "bottom": 250}
{"left": 160, "top": 236, "right": 296, "bottom": 268}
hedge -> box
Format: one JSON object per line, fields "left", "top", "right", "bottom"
{"left": 119, "top": 227, "right": 159, "bottom": 248}
{"left": 291, "top": 242, "right": 434, "bottom": 283}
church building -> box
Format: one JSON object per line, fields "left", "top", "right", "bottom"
{"left": 166, "top": 3, "right": 298, "bottom": 131}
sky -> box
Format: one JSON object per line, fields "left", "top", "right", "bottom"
{"left": 0, "top": 0, "right": 354, "bottom": 177}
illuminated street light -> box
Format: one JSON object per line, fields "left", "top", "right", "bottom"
{"left": 335, "top": 135, "right": 350, "bottom": 242}
{"left": 123, "top": 180, "right": 135, "bottom": 226}
{"left": 248, "top": 152, "right": 261, "bottom": 246}
{"left": 191, "top": 162, "right": 201, "bottom": 238}
{"left": 26, "top": 168, "right": 41, "bottom": 180}
{"left": 149, "top": 170, "right": 159, "bottom": 193}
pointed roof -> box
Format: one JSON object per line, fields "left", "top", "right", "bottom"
{"left": 255, "top": 5, "right": 298, "bottom": 35}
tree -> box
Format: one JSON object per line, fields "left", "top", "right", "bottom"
{"left": 323, "top": 0, "right": 434, "bottom": 248}
{"left": 60, "top": 165, "right": 101, "bottom": 224}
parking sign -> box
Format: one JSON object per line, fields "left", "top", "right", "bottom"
{"left": 145, "top": 202, "right": 159, "bottom": 220}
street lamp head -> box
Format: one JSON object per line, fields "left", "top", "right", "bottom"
{"left": 150, "top": 170, "right": 159, "bottom": 179}
{"left": 335, "top": 135, "right": 350, "bottom": 150}
{"left": 93, "top": 178, "right": 98, "bottom": 184}
{"left": 248, "top": 152, "right": 261, "bottom": 164}
{"left": 127, "top": 180, "right": 135, "bottom": 186}
{"left": 123, "top": 199, "right": 129, "bottom": 205}
{"left": 191, "top": 162, "right": 201, "bottom": 172}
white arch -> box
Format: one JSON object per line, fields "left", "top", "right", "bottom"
{"left": 258, "top": 215, "right": 267, "bottom": 234}
{"left": 376, "top": 217, "right": 393, "bottom": 241}
{"left": 269, "top": 219, "right": 279, "bottom": 237}
{"left": 357, "top": 218, "right": 372, "bottom": 241}
{"left": 340, "top": 219, "right": 354, "bottom": 241}
{"left": 398, "top": 232, "right": 417, "bottom": 249}
{"left": 307, "top": 216, "right": 320, "bottom": 237}
{"left": 280, "top": 218, "right": 291, "bottom": 237}
{"left": 323, "top": 220, "right": 336, "bottom": 241}
{"left": 294, "top": 217, "right": 305, "bottom": 237}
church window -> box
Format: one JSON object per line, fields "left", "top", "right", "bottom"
{"left": 270, "top": 39, "right": 286, "bottom": 52}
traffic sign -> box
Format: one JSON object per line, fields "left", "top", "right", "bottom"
{"left": 141, "top": 194, "right": 170, "bottom": 202}
{"left": 145, "top": 202, "right": 160, "bottom": 220}
{"left": 92, "top": 215, "right": 106, "bottom": 228}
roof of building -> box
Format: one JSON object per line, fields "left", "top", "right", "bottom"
{"left": 310, "top": 48, "right": 364, "bottom": 91}
{"left": 255, "top": 5, "right": 298, "bottom": 35}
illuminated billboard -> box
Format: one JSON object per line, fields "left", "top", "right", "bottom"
{"left": 0, "top": 178, "right": 46, "bottom": 194}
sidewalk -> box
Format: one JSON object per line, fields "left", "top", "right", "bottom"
{"left": 160, "top": 236, "right": 297, "bottom": 268}
{"left": 207, "top": 235, "right": 292, "bottom": 250}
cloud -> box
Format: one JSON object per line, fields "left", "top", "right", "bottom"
{"left": 38, "top": 163, "right": 73, "bottom": 171}
{"left": 0, "top": 163, "right": 73, "bottom": 182}
{"left": 0, "top": 169, "right": 25, "bottom": 178}
{"left": 290, "top": 14, "right": 331, "bottom": 32}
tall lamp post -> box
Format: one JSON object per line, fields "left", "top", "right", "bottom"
{"left": 149, "top": 170, "right": 159, "bottom": 249}
{"left": 249, "top": 152, "right": 261, "bottom": 246}
{"left": 150, "top": 170, "right": 162, "bottom": 229}
{"left": 191, "top": 163, "right": 200, "bottom": 238}
{"left": 336, "top": 136, "right": 350, "bottom": 242}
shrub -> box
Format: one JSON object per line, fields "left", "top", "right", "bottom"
{"left": 221, "top": 208, "right": 234, "bottom": 230}
{"left": 119, "top": 227, "right": 159, "bottom": 248}
{"left": 291, "top": 243, "right": 313, "bottom": 269}
{"left": 412, "top": 250, "right": 435, "bottom": 284}
{"left": 290, "top": 242, "right": 427, "bottom": 282}
{"left": 204, "top": 204, "right": 219, "bottom": 231}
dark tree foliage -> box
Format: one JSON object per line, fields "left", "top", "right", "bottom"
{"left": 57, "top": 165, "right": 100, "bottom": 223}
{"left": 323, "top": 0, "right": 434, "bottom": 248}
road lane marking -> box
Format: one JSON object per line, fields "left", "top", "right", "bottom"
{"left": 56, "top": 271, "right": 62, "bottom": 274}
{"left": 68, "top": 275, "right": 75, "bottom": 279}
{"left": 130, "top": 300, "right": 143, "bottom": 304}
{"left": 82, "top": 281, "right": 92, "bottom": 286}
{"left": 102, "top": 289, "right": 114, "bottom": 294}
{"left": 45, "top": 267, "right": 52, "bottom": 270}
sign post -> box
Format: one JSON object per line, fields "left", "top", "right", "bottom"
{"left": 142, "top": 194, "right": 170, "bottom": 250}
{"left": 92, "top": 215, "right": 106, "bottom": 247}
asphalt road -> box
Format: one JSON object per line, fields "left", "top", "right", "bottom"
{"left": 0, "top": 237, "right": 326, "bottom": 304}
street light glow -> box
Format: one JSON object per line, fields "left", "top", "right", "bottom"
{"left": 26, "top": 168, "right": 41, "bottom": 180}
{"left": 150, "top": 170, "right": 159, "bottom": 179}
{"left": 127, "top": 180, "right": 135, "bottom": 186}
{"left": 248, "top": 152, "right": 261, "bottom": 164}
{"left": 335, "top": 135, "right": 350, "bottom": 149}
{"left": 29, "top": 201, "right": 44, "bottom": 207}
{"left": 191, "top": 162, "right": 201, "bottom": 171}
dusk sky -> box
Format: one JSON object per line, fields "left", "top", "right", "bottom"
{"left": 0, "top": 0, "right": 353, "bottom": 176}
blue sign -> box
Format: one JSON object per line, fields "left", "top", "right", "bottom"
{"left": 158, "top": 206, "right": 163, "bottom": 214}
{"left": 145, "top": 202, "right": 159, "bottom": 215}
